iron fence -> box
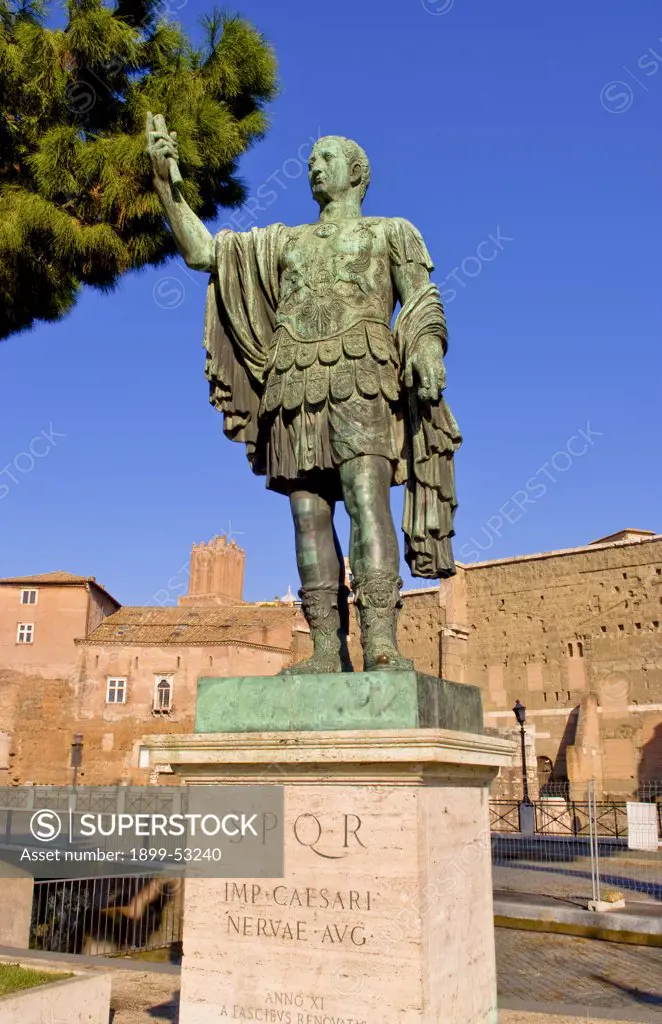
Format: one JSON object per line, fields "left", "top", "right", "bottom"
{"left": 534, "top": 799, "right": 629, "bottom": 838}
{"left": 490, "top": 798, "right": 637, "bottom": 838}
{"left": 30, "top": 875, "right": 183, "bottom": 957}
{"left": 489, "top": 801, "right": 521, "bottom": 833}
{"left": 491, "top": 782, "right": 662, "bottom": 907}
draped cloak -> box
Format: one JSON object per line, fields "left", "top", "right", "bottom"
{"left": 202, "top": 222, "right": 462, "bottom": 579}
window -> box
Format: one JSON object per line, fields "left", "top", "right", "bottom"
{"left": 537, "top": 756, "right": 553, "bottom": 790}
{"left": 106, "top": 677, "right": 127, "bottom": 704}
{"left": 567, "top": 642, "right": 574, "bottom": 657}
{"left": 16, "top": 623, "right": 34, "bottom": 643}
{"left": 577, "top": 641, "right": 584, "bottom": 658}
{"left": 153, "top": 676, "right": 173, "bottom": 713}
{"left": 20, "top": 589, "right": 38, "bottom": 605}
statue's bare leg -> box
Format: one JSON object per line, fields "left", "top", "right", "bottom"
{"left": 340, "top": 455, "right": 413, "bottom": 672}
{"left": 280, "top": 487, "right": 352, "bottom": 674}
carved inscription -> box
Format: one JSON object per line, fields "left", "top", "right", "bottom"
{"left": 293, "top": 813, "right": 366, "bottom": 860}
{"left": 218, "top": 990, "right": 367, "bottom": 1023}
{"left": 222, "top": 883, "right": 373, "bottom": 947}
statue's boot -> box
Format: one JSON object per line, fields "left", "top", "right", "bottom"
{"left": 280, "top": 584, "right": 353, "bottom": 675}
{"left": 353, "top": 570, "right": 414, "bottom": 672}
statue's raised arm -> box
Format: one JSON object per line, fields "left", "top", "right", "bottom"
{"left": 146, "top": 112, "right": 214, "bottom": 273}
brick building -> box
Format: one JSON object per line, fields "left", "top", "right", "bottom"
{"left": 0, "top": 541, "right": 297, "bottom": 786}
{"left": 1, "top": 529, "right": 660, "bottom": 797}
{"left": 0, "top": 570, "right": 120, "bottom": 676}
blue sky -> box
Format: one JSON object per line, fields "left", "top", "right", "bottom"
{"left": 1, "top": 0, "right": 660, "bottom": 605}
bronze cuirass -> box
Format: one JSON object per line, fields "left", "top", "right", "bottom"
{"left": 275, "top": 218, "right": 395, "bottom": 342}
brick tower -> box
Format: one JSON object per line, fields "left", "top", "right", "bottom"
{"left": 178, "top": 534, "right": 245, "bottom": 606}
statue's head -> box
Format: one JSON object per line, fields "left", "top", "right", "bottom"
{"left": 308, "top": 136, "right": 371, "bottom": 206}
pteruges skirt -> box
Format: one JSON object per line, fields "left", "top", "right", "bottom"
{"left": 259, "top": 321, "right": 405, "bottom": 496}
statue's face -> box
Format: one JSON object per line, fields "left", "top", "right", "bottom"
{"left": 308, "top": 139, "right": 356, "bottom": 204}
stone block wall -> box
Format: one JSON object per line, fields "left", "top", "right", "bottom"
{"left": 449, "top": 536, "right": 661, "bottom": 796}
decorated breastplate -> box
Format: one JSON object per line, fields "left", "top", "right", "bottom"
{"left": 275, "top": 219, "right": 394, "bottom": 342}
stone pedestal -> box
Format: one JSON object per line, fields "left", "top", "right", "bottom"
{"left": 0, "top": 875, "right": 33, "bottom": 947}
{"left": 194, "top": 670, "right": 484, "bottom": 735}
{"left": 144, "top": 685, "right": 514, "bottom": 1024}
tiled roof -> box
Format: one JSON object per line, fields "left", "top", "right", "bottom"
{"left": 0, "top": 571, "right": 94, "bottom": 585}
{"left": 0, "top": 571, "right": 120, "bottom": 606}
{"left": 78, "top": 604, "right": 295, "bottom": 649}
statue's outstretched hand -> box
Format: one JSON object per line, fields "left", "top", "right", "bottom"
{"left": 146, "top": 112, "right": 181, "bottom": 185}
{"left": 403, "top": 336, "right": 447, "bottom": 403}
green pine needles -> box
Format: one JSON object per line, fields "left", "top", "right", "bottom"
{"left": 0, "top": 0, "right": 277, "bottom": 339}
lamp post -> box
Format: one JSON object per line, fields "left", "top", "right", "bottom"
{"left": 70, "top": 734, "right": 83, "bottom": 787}
{"left": 513, "top": 700, "right": 535, "bottom": 836}
{"left": 512, "top": 700, "right": 531, "bottom": 804}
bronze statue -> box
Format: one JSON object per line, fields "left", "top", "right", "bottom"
{"left": 147, "top": 115, "right": 461, "bottom": 674}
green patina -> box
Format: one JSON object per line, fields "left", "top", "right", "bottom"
{"left": 194, "top": 672, "right": 483, "bottom": 735}
{"left": 148, "top": 118, "right": 462, "bottom": 677}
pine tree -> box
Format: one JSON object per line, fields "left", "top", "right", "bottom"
{"left": 0, "top": 0, "right": 277, "bottom": 340}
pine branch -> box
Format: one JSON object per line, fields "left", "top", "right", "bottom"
{"left": 0, "top": 1, "right": 278, "bottom": 340}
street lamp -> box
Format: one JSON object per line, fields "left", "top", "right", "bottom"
{"left": 70, "top": 734, "right": 83, "bottom": 787}
{"left": 512, "top": 701, "right": 531, "bottom": 805}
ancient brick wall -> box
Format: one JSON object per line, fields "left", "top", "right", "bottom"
{"left": 0, "top": 669, "right": 77, "bottom": 786}
{"left": 464, "top": 536, "right": 662, "bottom": 795}
{"left": 396, "top": 589, "right": 446, "bottom": 676}
{"left": 1, "top": 633, "right": 292, "bottom": 786}
{"left": 466, "top": 538, "right": 661, "bottom": 708}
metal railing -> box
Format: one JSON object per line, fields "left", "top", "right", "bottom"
{"left": 534, "top": 799, "right": 629, "bottom": 838}
{"left": 490, "top": 798, "right": 631, "bottom": 838}
{"left": 489, "top": 801, "right": 521, "bottom": 833}
{"left": 30, "top": 875, "right": 183, "bottom": 957}
{"left": 491, "top": 782, "right": 662, "bottom": 905}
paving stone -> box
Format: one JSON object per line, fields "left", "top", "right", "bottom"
{"left": 103, "top": 930, "right": 662, "bottom": 1023}
{"left": 496, "top": 929, "right": 662, "bottom": 1016}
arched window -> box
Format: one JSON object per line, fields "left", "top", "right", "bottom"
{"left": 154, "top": 676, "right": 172, "bottom": 712}
{"left": 577, "top": 641, "right": 584, "bottom": 658}
{"left": 537, "top": 755, "right": 553, "bottom": 790}
{"left": 567, "top": 642, "right": 574, "bottom": 657}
